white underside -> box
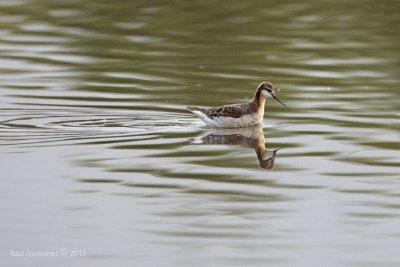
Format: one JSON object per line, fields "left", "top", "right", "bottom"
{"left": 192, "top": 111, "right": 262, "bottom": 128}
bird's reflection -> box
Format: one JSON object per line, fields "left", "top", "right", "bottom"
{"left": 191, "top": 125, "right": 280, "bottom": 170}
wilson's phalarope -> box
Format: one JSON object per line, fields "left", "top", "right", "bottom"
{"left": 187, "top": 82, "right": 286, "bottom": 128}
{"left": 191, "top": 125, "right": 280, "bottom": 169}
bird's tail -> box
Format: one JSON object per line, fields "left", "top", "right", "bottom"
{"left": 187, "top": 106, "right": 205, "bottom": 113}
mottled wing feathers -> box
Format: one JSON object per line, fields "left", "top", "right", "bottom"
{"left": 204, "top": 103, "right": 253, "bottom": 119}
{"left": 201, "top": 134, "right": 245, "bottom": 145}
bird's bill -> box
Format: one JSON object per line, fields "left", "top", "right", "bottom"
{"left": 272, "top": 95, "right": 286, "bottom": 107}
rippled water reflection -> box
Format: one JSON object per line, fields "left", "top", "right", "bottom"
{"left": 1, "top": 1, "right": 399, "bottom": 266}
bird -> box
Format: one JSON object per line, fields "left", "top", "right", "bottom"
{"left": 187, "top": 82, "right": 286, "bottom": 128}
{"left": 190, "top": 125, "right": 281, "bottom": 170}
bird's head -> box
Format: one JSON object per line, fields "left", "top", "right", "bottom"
{"left": 257, "top": 148, "right": 281, "bottom": 170}
{"left": 256, "top": 82, "right": 286, "bottom": 107}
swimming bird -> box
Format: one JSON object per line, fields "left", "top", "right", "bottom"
{"left": 190, "top": 125, "right": 281, "bottom": 169}
{"left": 187, "top": 82, "right": 286, "bottom": 128}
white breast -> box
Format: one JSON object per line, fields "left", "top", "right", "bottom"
{"left": 209, "top": 113, "right": 262, "bottom": 128}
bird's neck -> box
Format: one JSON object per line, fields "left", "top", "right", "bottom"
{"left": 252, "top": 94, "right": 266, "bottom": 117}
{"left": 251, "top": 131, "right": 267, "bottom": 157}
{"left": 255, "top": 143, "right": 270, "bottom": 169}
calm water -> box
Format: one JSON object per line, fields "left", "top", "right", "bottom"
{"left": 0, "top": 1, "right": 399, "bottom": 266}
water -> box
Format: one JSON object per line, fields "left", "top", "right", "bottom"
{"left": 0, "top": 1, "right": 399, "bottom": 266}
